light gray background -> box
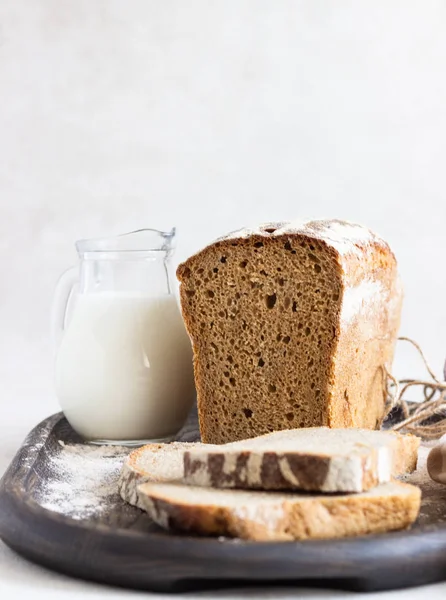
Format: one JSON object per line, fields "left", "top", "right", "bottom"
{"left": 0, "top": 1, "right": 445, "bottom": 598}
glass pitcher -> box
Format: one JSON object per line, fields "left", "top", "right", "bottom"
{"left": 52, "top": 228, "right": 196, "bottom": 446}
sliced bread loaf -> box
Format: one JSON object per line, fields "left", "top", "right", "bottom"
{"left": 119, "top": 427, "right": 419, "bottom": 507}
{"left": 176, "top": 220, "right": 403, "bottom": 443}
{"left": 183, "top": 427, "right": 419, "bottom": 492}
{"left": 137, "top": 480, "right": 421, "bottom": 541}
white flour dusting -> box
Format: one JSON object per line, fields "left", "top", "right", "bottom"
{"left": 319, "top": 220, "right": 376, "bottom": 245}
{"left": 340, "top": 279, "right": 385, "bottom": 325}
{"left": 209, "top": 219, "right": 385, "bottom": 259}
{"left": 313, "top": 223, "right": 375, "bottom": 256}
{"left": 38, "top": 442, "right": 128, "bottom": 520}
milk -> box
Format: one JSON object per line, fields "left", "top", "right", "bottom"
{"left": 55, "top": 293, "right": 195, "bottom": 441}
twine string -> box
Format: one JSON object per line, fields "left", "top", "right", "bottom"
{"left": 386, "top": 337, "right": 446, "bottom": 439}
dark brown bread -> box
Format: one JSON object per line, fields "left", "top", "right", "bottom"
{"left": 177, "top": 220, "right": 402, "bottom": 444}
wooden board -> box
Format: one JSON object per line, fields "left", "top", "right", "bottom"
{"left": 1, "top": 411, "right": 446, "bottom": 593}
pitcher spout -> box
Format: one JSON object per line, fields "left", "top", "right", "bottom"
{"left": 76, "top": 228, "right": 176, "bottom": 255}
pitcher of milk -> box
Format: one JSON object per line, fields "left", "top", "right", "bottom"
{"left": 52, "top": 228, "right": 196, "bottom": 445}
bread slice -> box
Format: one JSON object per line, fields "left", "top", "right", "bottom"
{"left": 137, "top": 480, "right": 421, "bottom": 541}
{"left": 176, "top": 220, "right": 403, "bottom": 443}
{"left": 118, "top": 441, "right": 201, "bottom": 509}
{"left": 183, "top": 427, "right": 419, "bottom": 492}
{"left": 119, "top": 428, "right": 419, "bottom": 507}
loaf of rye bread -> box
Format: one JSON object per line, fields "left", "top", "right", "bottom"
{"left": 137, "top": 480, "right": 421, "bottom": 541}
{"left": 177, "top": 220, "right": 403, "bottom": 444}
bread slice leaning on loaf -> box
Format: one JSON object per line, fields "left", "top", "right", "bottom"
{"left": 177, "top": 220, "right": 403, "bottom": 444}
{"left": 137, "top": 481, "right": 421, "bottom": 542}
{"left": 118, "top": 427, "right": 419, "bottom": 508}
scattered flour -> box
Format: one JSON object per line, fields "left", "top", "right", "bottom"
{"left": 278, "top": 219, "right": 380, "bottom": 257}
{"left": 209, "top": 219, "right": 385, "bottom": 259}
{"left": 38, "top": 442, "right": 129, "bottom": 520}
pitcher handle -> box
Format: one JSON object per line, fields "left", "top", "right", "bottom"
{"left": 51, "top": 267, "right": 78, "bottom": 351}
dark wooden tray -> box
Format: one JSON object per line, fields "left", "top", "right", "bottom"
{"left": 1, "top": 412, "right": 446, "bottom": 594}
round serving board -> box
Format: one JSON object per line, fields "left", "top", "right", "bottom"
{"left": 0, "top": 411, "right": 446, "bottom": 593}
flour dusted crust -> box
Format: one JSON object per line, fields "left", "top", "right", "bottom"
{"left": 216, "top": 219, "right": 386, "bottom": 251}
{"left": 137, "top": 480, "right": 421, "bottom": 542}
{"left": 177, "top": 219, "right": 403, "bottom": 444}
